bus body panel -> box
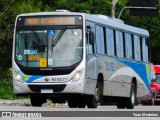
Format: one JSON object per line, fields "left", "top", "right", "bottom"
{"left": 94, "top": 56, "right": 150, "bottom": 97}
{"left": 85, "top": 56, "right": 96, "bottom": 95}
{"left": 12, "top": 58, "right": 88, "bottom": 94}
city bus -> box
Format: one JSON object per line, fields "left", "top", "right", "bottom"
{"left": 12, "top": 10, "right": 151, "bottom": 109}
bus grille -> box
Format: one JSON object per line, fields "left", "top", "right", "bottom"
{"left": 28, "top": 85, "right": 66, "bottom": 92}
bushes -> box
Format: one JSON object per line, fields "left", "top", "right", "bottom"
{"left": 0, "top": 68, "right": 15, "bottom": 100}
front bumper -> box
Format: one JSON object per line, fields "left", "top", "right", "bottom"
{"left": 13, "top": 78, "right": 85, "bottom": 95}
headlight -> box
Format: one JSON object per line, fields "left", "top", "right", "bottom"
{"left": 14, "top": 71, "right": 23, "bottom": 82}
{"left": 71, "top": 70, "right": 83, "bottom": 82}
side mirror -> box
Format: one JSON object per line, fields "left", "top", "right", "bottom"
{"left": 89, "top": 32, "right": 94, "bottom": 45}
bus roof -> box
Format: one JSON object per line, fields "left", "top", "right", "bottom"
{"left": 84, "top": 14, "right": 149, "bottom": 36}
{"left": 17, "top": 11, "right": 149, "bottom": 36}
{"left": 154, "top": 65, "right": 160, "bottom": 74}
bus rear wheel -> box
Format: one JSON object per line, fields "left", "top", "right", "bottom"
{"left": 116, "top": 83, "right": 136, "bottom": 109}
{"left": 116, "top": 98, "right": 126, "bottom": 109}
{"left": 126, "top": 83, "right": 136, "bottom": 109}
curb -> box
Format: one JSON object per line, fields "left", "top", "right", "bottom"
{"left": 0, "top": 99, "right": 68, "bottom": 107}
{"left": 0, "top": 99, "right": 31, "bottom": 106}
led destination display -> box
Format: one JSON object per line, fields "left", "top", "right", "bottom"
{"left": 24, "top": 17, "right": 75, "bottom": 25}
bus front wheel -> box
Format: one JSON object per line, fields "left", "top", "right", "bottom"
{"left": 30, "top": 95, "right": 46, "bottom": 107}
{"left": 68, "top": 99, "right": 77, "bottom": 108}
{"left": 87, "top": 83, "right": 100, "bottom": 108}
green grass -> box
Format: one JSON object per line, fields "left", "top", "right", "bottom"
{"left": 0, "top": 74, "right": 15, "bottom": 100}
{"left": 0, "top": 70, "right": 28, "bottom": 100}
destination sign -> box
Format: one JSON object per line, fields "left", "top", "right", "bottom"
{"left": 24, "top": 17, "right": 75, "bottom": 25}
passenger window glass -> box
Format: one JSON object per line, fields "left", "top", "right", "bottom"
{"left": 125, "top": 33, "right": 133, "bottom": 59}
{"left": 116, "top": 31, "right": 124, "bottom": 58}
{"left": 106, "top": 28, "right": 114, "bottom": 56}
{"left": 134, "top": 35, "right": 141, "bottom": 61}
{"left": 96, "top": 26, "right": 105, "bottom": 55}
{"left": 86, "top": 32, "right": 93, "bottom": 54}
{"left": 142, "top": 37, "right": 149, "bottom": 62}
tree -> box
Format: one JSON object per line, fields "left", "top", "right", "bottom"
{"left": 116, "top": 0, "right": 160, "bottom": 64}
{"left": 0, "top": 0, "right": 160, "bottom": 73}
{"left": 0, "top": 0, "right": 42, "bottom": 72}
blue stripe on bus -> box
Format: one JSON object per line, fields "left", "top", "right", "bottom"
{"left": 17, "top": 70, "right": 44, "bottom": 83}
{"left": 118, "top": 60, "right": 150, "bottom": 91}
{"left": 26, "top": 76, "right": 44, "bottom": 83}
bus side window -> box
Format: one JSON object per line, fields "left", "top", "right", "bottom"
{"left": 106, "top": 28, "right": 115, "bottom": 56}
{"left": 96, "top": 26, "right": 105, "bottom": 55}
{"left": 142, "top": 37, "right": 149, "bottom": 62}
{"left": 125, "top": 33, "right": 133, "bottom": 59}
{"left": 134, "top": 35, "right": 141, "bottom": 61}
{"left": 116, "top": 30, "right": 124, "bottom": 58}
{"left": 86, "top": 31, "right": 94, "bottom": 54}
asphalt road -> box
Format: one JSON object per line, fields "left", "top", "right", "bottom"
{"left": 0, "top": 104, "right": 160, "bottom": 120}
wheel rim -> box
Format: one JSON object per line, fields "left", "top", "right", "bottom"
{"left": 152, "top": 96, "right": 155, "bottom": 105}
{"left": 95, "top": 87, "right": 99, "bottom": 102}
{"left": 131, "top": 87, "right": 135, "bottom": 104}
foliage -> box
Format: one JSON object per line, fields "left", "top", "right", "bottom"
{"left": 0, "top": 73, "right": 14, "bottom": 100}
{"left": 0, "top": 0, "right": 160, "bottom": 99}
{"left": 0, "top": 0, "right": 159, "bottom": 66}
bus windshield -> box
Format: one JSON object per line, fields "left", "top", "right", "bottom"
{"left": 15, "top": 27, "right": 83, "bottom": 68}
{"left": 155, "top": 74, "right": 160, "bottom": 84}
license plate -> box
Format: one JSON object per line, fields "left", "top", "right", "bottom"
{"left": 41, "top": 89, "right": 53, "bottom": 93}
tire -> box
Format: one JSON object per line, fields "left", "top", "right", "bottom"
{"left": 151, "top": 94, "right": 156, "bottom": 106}
{"left": 126, "top": 83, "right": 136, "bottom": 109}
{"left": 135, "top": 97, "right": 139, "bottom": 105}
{"left": 68, "top": 96, "right": 87, "bottom": 108}
{"left": 87, "top": 95, "right": 98, "bottom": 108}
{"left": 156, "top": 102, "right": 160, "bottom": 105}
{"left": 87, "top": 84, "right": 99, "bottom": 108}
{"left": 77, "top": 96, "right": 86, "bottom": 108}
{"left": 68, "top": 99, "right": 77, "bottom": 108}
{"left": 141, "top": 101, "right": 150, "bottom": 105}
{"left": 99, "top": 81, "right": 104, "bottom": 105}
{"left": 77, "top": 101, "right": 86, "bottom": 108}
{"left": 30, "top": 95, "right": 45, "bottom": 107}
{"left": 116, "top": 98, "right": 126, "bottom": 109}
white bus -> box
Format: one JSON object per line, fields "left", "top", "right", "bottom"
{"left": 12, "top": 10, "right": 151, "bottom": 109}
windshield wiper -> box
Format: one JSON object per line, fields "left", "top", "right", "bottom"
{"left": 32, "top": 31, "right": 42, "bottom": 46}
{"left": 52, "top": 27, "right": 66, "bottom": 47}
